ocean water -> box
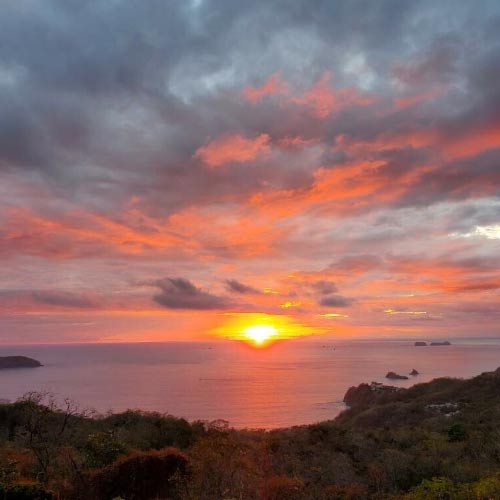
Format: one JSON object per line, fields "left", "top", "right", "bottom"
{"left": 1, "top": 339, "right": 500, "bottom": 429}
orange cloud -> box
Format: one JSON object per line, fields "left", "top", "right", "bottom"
{"left": 440, "top": 121, "right": 500, "bottom": 160}
{"left": 242, "top": 72, "right": 289, "bottom": 103}
{"left": 194, "top": 133, "right": 271, "bottom": 168}
{"left": 248, "top": 157, "right": 425, "bottom": 221}
{"left": 278, "top": 135, "right": 320, "bottom": 148}
{"left": 168, "top": 205, "right": 286, "bottom": 258}
{"left": 333, "top": 130, "right": 435, "bottom": 156}
{"left": 290, "top": 71, "right": 375, "bottom": 118}
{"left": 0, "top": 207, "right": 191, "bottom": 259}
{"left": 335, "top": 118, "right": 500, "bottom": 162}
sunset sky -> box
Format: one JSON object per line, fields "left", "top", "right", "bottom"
{"left": 1, "top": 0, "right": 499, "bottom": 343}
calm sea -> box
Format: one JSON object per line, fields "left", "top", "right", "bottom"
{"left": 1, "top": 339, "right": 499, "bottom": 429}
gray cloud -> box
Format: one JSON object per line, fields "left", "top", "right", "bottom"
{"left": 32, "top": 290, "right": 100, "bottom": 309}
{"left": 310, "top": 280, "right": 338, "bottom": 295}
{"left": 1, "top": 0, "right": 499, "bottom": 218}
{"left": 152, "top": 277, "right": 231, "bottom": 310}
{"left": 225, "top": 279, "right": 260, "bottom": 294}
{"left": 319, "top": 295, "right": 354, "bottom": 308}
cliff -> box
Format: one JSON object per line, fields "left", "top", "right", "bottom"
{"left": 339, "top": 366, "right": 500, "bottom": 429}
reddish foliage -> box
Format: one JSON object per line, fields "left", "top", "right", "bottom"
{"left": 80, "top": 447, "right": 188, "bottom": 500}
{"left": 261, "top": 475, "right": 304, "bottom": 500}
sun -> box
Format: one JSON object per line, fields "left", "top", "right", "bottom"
{"left": 243, "top": 324, "right": 277, "bottom": 345}
{"left": 212, "top": 312, "right": 316, "bottom": 344}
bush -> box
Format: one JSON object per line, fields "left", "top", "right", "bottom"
{"left": 471, "top": 472, "right": 500, "bottom": 499}
{"left": 447, "top": 424, "right": 468, "bottom": 443}
{"left": 406, "top": 477, "right": 458, "bottom": 499}
{"left": 81, "top": 447, "right": 188, "bottom": 500}
{"left": 261, "top": 475, "right": 304, "bottom": 500}
{"left": 83, "top": 431, "right": 127, "bottom": 468}
{"left": 326, "top": 483, "right": 369, "bottom": 499}
{"left": 0, "top": 483, "right": 53, "bottom": 500}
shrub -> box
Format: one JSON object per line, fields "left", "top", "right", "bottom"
{"left": 326, "top": 483, "right": 369, "bottom": 499}
{"left": 447, "top": 423, "right": 468, "bottom": 443}
{"left": 406, "top": 477, "right": 458, "bottom": 499}
{"left": 471, "top": 472, "right": 500, "bottom": 499}
{"left": 83, "top": 431, "right": 127, "bottom": 468}
{"left": 0, "top": 483, "right": 53, "bottom": 500}
{"left": 261, "top": 475, "right": 304, "bottom": 500}
{"left": 82, "top": 447, "right": 188, "bottom": 500}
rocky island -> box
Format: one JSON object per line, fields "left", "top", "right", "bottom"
{"left": 386, "top": 371, "right": 409, "bottom": 380}
{"left": 0, "top": 356, "right": 42, "bottom": 369}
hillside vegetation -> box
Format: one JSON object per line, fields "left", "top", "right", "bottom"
{"left": 2, "top": 369, "right": 500, "bottom": 499}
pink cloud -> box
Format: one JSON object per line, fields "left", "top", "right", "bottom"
{"left": 440, "top": 121, "right": 500, "bottom": 160}
{"left": 290, "top": 71, "right": 375, "bottom": 118}
{"left": 194, "top": 133, "right": 271, "bottom": 168}
{"left": 278, "top": 136, "right": 320, "bottom": 148}
{"left": 394, "top": 88, "right": 443, "bottom": 110}
{"left": 242, "top": 72, "right": 289, "bottom": 103}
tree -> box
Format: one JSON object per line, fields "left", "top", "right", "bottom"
{"left": 82, "top": 448, "right": 188, "bottom": 500}
{"left": 261, "top": 475, "right": 304, "bottom": 500}
{"left": 406, "top": 477, "right": 458, "bottom": 500}
{"left": 15, "top": 392, "right": 87, "bottom": 483}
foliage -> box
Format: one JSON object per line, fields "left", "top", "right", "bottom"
{"left": 405, "top": 477, "right": 458, "bottom": 499}
{"left": 0, "top": 458, "right": 18, "bottom": 486}
{"left": 447, "top": 423, "right": 468, "bottom": 443}
{"left": 83, "top": 431, "right": 127, "bottom": 468}
{"left": 2, "top": 368, "right": 500, "bottom": 498}
{"left": 185, "top": 428, "right": 261, "bottom": 499}
{"left": 79, "top": 447, "right": 188, "bottom": 500}
{"left": 0, "top": 482, "right": 53, "bottom": 500}
{"left": 261, "top": 475, "right": 304, "bottom": 500}
{"left": 10, "top": 392, "right": 87, "bottom": 483}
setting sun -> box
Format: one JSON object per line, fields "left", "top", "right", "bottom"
{"left": 243, "top": 324, "right": 277, "bottom": 345}
{"left": 212, "top": 312, "right": 317, "bottom": 344}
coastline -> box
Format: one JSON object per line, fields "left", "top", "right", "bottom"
{"left": 2, "top": 339, "right": 500, "bottom": 429}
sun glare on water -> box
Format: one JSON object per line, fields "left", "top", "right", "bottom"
{"left": 243, "top": 324, "right": 277, "bottom": 345}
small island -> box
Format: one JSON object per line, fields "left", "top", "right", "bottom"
{"left": 0, "top": 356, "right": 42, "bottom": 369}
{"left": 430, "top": 341, "right": 451, "bottom": 346}
{"left": 386, "top": 371, "right": 409, "bottom": 380}
{"left": 414, "top": 341, "right": 427, "bottom": 346}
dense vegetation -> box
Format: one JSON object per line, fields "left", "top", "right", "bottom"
{"left": 2, "top": 368, "right": 500, "bottom": 499}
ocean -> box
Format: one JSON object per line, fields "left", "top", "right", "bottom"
{"left": 1, "top": 338, "right": 499, "bottom": 429}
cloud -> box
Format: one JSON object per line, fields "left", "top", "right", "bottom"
{"left": 297, "top": 279, "right": 353, "bottom": 308}
{"left": 452, "top": 224, "right": 500, "bottom": 240}
{"left": 328, "top": 255, "right": 383, "bottom": 275}
{"left": 289, "top": 71, "right": 375, "bottom": 118}
{"left": 31, "top": 290, "right": 100, "bottom": 309}
{"left": 384, "top": 309, "right": 427, "bottom": 316}
{"left": 242, "top": 72, "right": 289, "bottom": 103}
{"left": 0, "top": 0, "right": 500, "bottom": 341}
{"left": 310, "top": 280, "right": 338, "bottom": 295}
{"left": 319, "top": 295, "right": 354, "bottom": 308}
{"left": 152, "top": 278, "right": 231, "bottom": 310}
{"left": 393, "top": 88, "right": 443, "bottom": 110}
{"left": 225, "top": 279, "right": 261, "bottom": 294}
{"left": 194, "top": 134, "right": 271, "bottom": 168}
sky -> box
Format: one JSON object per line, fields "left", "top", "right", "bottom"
{"left": 0, "top": 0, "right": 499, "bottom": 344}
